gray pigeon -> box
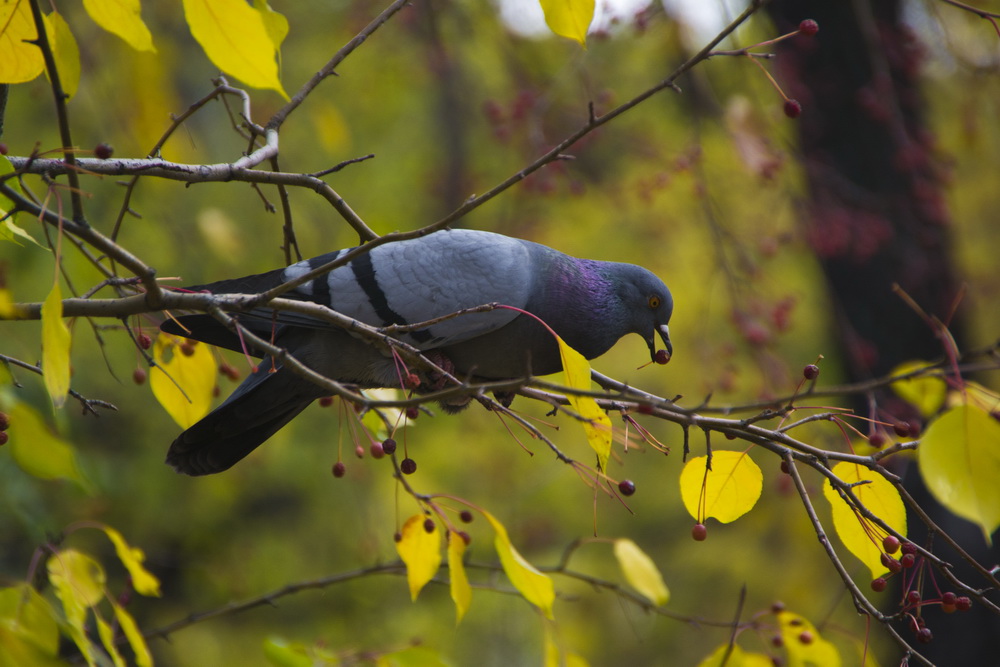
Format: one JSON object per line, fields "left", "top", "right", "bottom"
{"left": 161, "top": 229, "right": 672, "bottom": 475}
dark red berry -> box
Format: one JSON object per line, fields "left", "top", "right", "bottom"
{"left": 179, "top": 342, "right": 196, "bottom": 356}
{"left": 900, "top": 553, "right": 916, "bottom": 569}
{"left": 94, "top": 143, "right": 114, "bottom": 159}
{"left": 132, "top": 368, "right": 147, "bottom": 385}
{"left": 783, "top": 99, "right": 802, "bottom": 119}
{"left": 883, "top": 535, "right": 900, "bottom": 554}
{"left": 332, "top": 461, "right": 346, "bottom": 477}
{"left": 780, "top": 461, "right": 792, "bottom": 475}
{"left": 941, "top": 592, "right": 957, "bottom": 605}
{"left": 771, "top": 635, "right": 783, "bottom": 648}
{"left": 459, "top": 510, "right": 474, "bottom": 523}
{"left": 423, "top": 517, "right": 435, "bottom": 533}
{"left": 691, "top": 523, "right": 707, "bottom": 541}
{"left": 798, "top": 19, "right": 819, "bottom": 36}
{"left": 400, "top": 457, "right": 417, "bottom": 475}
{"left": 0, "top": 431, "right": 8, "bottom": 446}
{"left": 458, "top": 531, "right": 472, "bottom": 545}
{"left": 393, "top": 531, "right": 402, "bottom": 542}
{"left": 798, "top": 631, "right": 814, "bottom": 645}
{"left": 318, "top": 396, "right": 334, "bottom": 407}
{"left": 916, "top": 627, "right": 933, "bottom": 644}
{"left": 868, "top": 431, "right": 887, "bottom": 448}
{"left": 803, "top": 364, "right": 820, "bottom": 380}
{"left": 771, "top": 601, "right": 785, "bottom": 613}
{"left": 654, "top": 349, "right": 670, "bottom": 365}
{"left": 369, "top": 442, "right": 385, "bottom": 459}
{"left": 0, "top": 143, "right": 8, "bottom": 155}
{"left": 956, "top": 596, "right": 972, "bottom": 611}
{"left": 137, "top": 333, "right": 152, "bottom": 350}
{"left": 382, "top": 438, "right": 397, "bottom": 455}
{"left": 0, "top": 412, "right": 10, "bottom": 431}
{"left": 881, "top": 553, "right": 902, "bottom": 573}
{"left": 907, "top": 590, "right": 921, "bottom": 605}
{"left": 405, "top": 406, "right": 420, "bottom": 420}
{"left": 900, "top": 541, "right": 918, "bottom": 555}
{"left": 871, "top": 577, "right": 887, "bottom": 592}
{"left": 618, "top": 479, "right": 636, "bottom": 496}
{"left": 893, "top": 421, "right": 910, "bottom": 438}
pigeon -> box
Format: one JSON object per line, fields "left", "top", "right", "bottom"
{"left": 161, "top": 229, "right": 673, "bottom": 475}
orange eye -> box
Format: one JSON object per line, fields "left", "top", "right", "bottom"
{"left": 648, "top": 295, "right": 661, "bottom": 309}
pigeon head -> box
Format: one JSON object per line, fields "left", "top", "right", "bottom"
{"left": 610, "top": 263, "right": 673, "bottom": 362}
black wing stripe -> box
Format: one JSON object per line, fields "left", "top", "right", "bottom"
{"left": 351, "top": 252, "right": 432, "bottom": 343}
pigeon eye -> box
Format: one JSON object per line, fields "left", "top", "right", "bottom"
{"left": 648, "top": 295, "right": 661, "bottom": 309}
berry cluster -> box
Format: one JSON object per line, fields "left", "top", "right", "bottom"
{"left": 0, "top": 411, "right": 9, "bottom": 447}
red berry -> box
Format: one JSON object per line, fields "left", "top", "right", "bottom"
{"left": 798, "top": 19, "right": 819, "bottom": 36}
{"left": 179, "top": 342, "right": 196, "bottom": 356}
{"left": 798, "top": 630, "right": 814, "bottom": 645}
{"left": 354, "top": 444, "right": 365, "bottom": 458}
{"left": 871, "top": 577, "right": 887, "bottom": 592}
{"left": 916, "top": 627, "right": 933, "bottom": 644}
{"left": 771, "top": 635, "right": 783, "bottom": 648}
{"left": 400, "top": 457, "right": 417, "bottom": 475}
{"left": 654, "top": 349, "right": 670, "bottom": 365}
{"left": 881, "top": 553, "right": 902, "bottom": 573}
{"left": 458, "top": 531, "right": 472, "bottom": 545}
{"left": 780, "top": 461, "right": 791, "bottom": 475}
{"left": 907, "top": 590, "right": 921, "bottom": 605}
{"left": 618, "top": 479, "right": 636, "bottom": 496}
{"left": 459, "top": 510, "right": 474, "bottom": 523}
{"left": 941, "top": 592, "right": 957, "bottom": 605}
{"left": 771, "top": 601, "right": 785, "bottom": 613}
{"left": 137, "top": 333, "right": 152, "bottom": 350}
{"left": 783, "top": 99, "right": 802, "bottom": 119}
{"left": 0, "top": 143, "right": 7, "bottom": 155}
{"left": 369, "top": 442, "right": 385, "bottom": 459}
{"left": 900, "top": 541, "right": 917, "bottom": 555}
{"left": 132, "top": 368, "right": 147, "bottom": 385}
{"left": 691, "top": 523, "right": 708, "bottom": 541}
{"left": 0, "top": 431, "right": 8, "bottom": 446}
{"left": 423, "top": 517, "right": 435, "bottom": 533}
{"left": 893, "top": 421, "right": 910, "bottom": 438}
{"left": 94, "top": 143, "right": 114, "bottom": 159}
{"left": 0, "top": 412, "right": 10, "bottom": 431}
{"left": 405, "top": 373, "right": 421, "bottom": 389}
{"left": 382, "top": 438, "right": 397, "bottom": 455}
{"left": 803, "top": 364, "right": 820, "bottom": 380}
{"left": 900, "top": 553, "right": 916, "bottom": 569}
{"left": 332, "top": 461, "right": 346, "bottom": 477}
{"left": 393, "top": 531, "right": 402, "bottom": 542}
{"left": 882, "top": 535, "right": 900, "bottom": 554}
{"left": 318, "top": 396, "right": 334, "bottom": 407}
{"left": 868, "top": 431, "right": 887, "bottom": 448}
{"left": 405, "top": 406, "right": 420, "bottom": 420}
{"left": 956, "top": 596, "right": 972, "bottom": 611}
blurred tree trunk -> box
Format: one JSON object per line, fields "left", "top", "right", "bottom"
{"left": 768, "top": 0, "right": 997, "bottom": 663}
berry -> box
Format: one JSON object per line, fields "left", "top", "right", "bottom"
{"left": 900, "top": 553, "right": 916, "bottom": 569}
{"left": 771, "top": 601, "right": 785, "bottom": 613}
{"left": 868, "top": 431, "right": 886, "bottom": 448}
{"left": 900, "top": 541, "right": 917, "bottom": 555}
{"left": 94, "top": 143, "right": 114, "bottom": 159}
{"left": 893, "top": 421, "right": 910, "bottom": 438}
{"left": 137, "top": 333, "right": 152, "bottom": 350}
{"left": 798, "top": 19, "right": 819, "bottom": 36}
{"left": 941, "top": 592, "right": 957, "bottom": 605}
{"left": 783, "top": 99, "right": 802, "bottom": 119}
{"left": 636, "top": 403, "right": 653, "bottom": 415}
{"left": 318, "top": 396, "right": 334, "bottom": 407}
{"left": 400, "top": 457, "right": 417, "bottom": 475}
{"left": 691, "top": 523, "right": 707, "bottom": 541}
{"left": 405, "top": 373, "right": 421, "bottom": 389}
{"left": 459, "top": 510, "right": 474, "bottom": 523}
{"left": 132, "top": 368, "right": 147, "bottom": 385}
{"left": 0, "top": 412, "right": 10, "bottom": 431}
{"left": 771, "top": 635, "right": 783, "bottom": 648}
{"left": 881, "top": 553, "right": 902, "bottom": 573}
{"left": 871, "top": 577, "right": 887, "bottom": 592}
{"left": 907, "top": 590, "right": 921, "bottom": 605}
{"left": 654, "top": 349, "right": 670, "bottom": 365}
{"left": 458, "top": 531, "right": 472, "bottom": 545}
{"left": 423, "top": 517, "right": 435, "bottom": 533}
{"left": 780, "top": 461, "right": 791, "bottom": 475}
{"left": 354, "top": 444, "right": 365, "bottom": 458}
{"left": 332, "top": 461, "right": 346, "bottom": 477}
{"left": 882, "top": 535, "right": 900, "bottom": 554}
{"left": 179, "top": 342, "right": 196, "bottom": 356}
{"left": 956, "top": 596, "right": 972, "bottom": 611}
{"left": 405, "top": 406, "right": 420, "bottom": 420}
{"left": 0, "top": 143, "right": 7, "bottom": 155}
{"left": 0, "top": 431, "right": 7, "bottom": 446}
{"left": 382, "top": 438, "right": 397, "bottom": 455}
{"left": 916, "top": 627, "right": 933, "bottom": 644}
{"left": 369, "top": 442, "right": 385, "bottom": 459}
{"left": 803, "top": 364, "right": 820, "bottom": 380}
{"left": 393, "top": 531, "right": 402, "bottom": 542}
{"left": 618, "top": 479, "right": 636, "bottom": 496}
{"left": 798, "top": 630, "right": 814, "bottom": 645}
{"left": 941, "top": 601, "right": 957, "bottom": 614}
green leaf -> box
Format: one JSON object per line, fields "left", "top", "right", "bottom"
{"left": 679, "top": 450, "right": 763, "bottom": 523}
{"left": 613, "top": 538, "right": 669, "bottom": 606}
{"left": 41, "top": 282, "right": 71, "bottom": 409}
{"left": 823, "top": 462, "right": 907, "bottom": 579}
{"left": 82, "top": 0, "right": 156, "bottom": 52}
{"left": 47, "top": 11, "right": 81, "bottom": 98}
{"left": 0, "top": 585, "right": 60, "bottom": 659}
{"left": 447, "top": 531, "right": 471, "bottom": 623}
{"left": 483, "top": 511, "right": 555, "bottom": 619}
{"left": 6, "top": 401, "right": 92, "bottom": 491}
{"left": 556, "top": 336, "right": 612, "bottom": 471}
{"left": 394, "top": 515, "right": 442, "bottom": 601}
{"left": 262, "top": 637, "right": 314, "bottom": 667}
{"left": 539, "top": 0, "right": 595, "bottom": 47}
{"left": 919, "top": 404, "right": 1000, "bottom": 544}
{"left": 47, "top": 549, "right": 106, "bottom": 664}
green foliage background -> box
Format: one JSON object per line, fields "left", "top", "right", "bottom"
{"left": 2, "top": 1, "right": 999, "bottom": 665}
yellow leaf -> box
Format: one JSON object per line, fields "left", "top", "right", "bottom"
{"left": 0, "top": 0, "right": 45, "bottom": 83}
{"left": 447, "top": 531, "right": 471, "bottom": 623}
{"left": 612, "top": 538, "right": 669, "bottom": 606}
{"left": 111, "top": 600, "right": 153, "bottom": 667}
{"left": 41, "top": 282, "right": 71, "bottom": 408}
{"left": 0, "top": 584, "right": 59, "bottom": 658}
{"left": 150, "top": 333, "right": 216, "bottom": 429}
{"left": 394, "top": 515, "right": 442, "bottom": 601}
{"left": 539, "top": 0, "right": 595, "bottom": 47}
{"left": 823, "top": 462, "right": 906, "bottom": 579}
{"left": 101, "top": 526, "right": 162, "bottom": 597}
{"left": 919, "top": 404, "right": 1000, "bottom": 544}
{"left": 483, "top": 511, "right": 555, "bottom": 619}
{"left": 182, "top": 0, "right": 287, "bottom": 98}
{"left": 253, "top": 0, "right": 288, "bottom": 51}
{"left": 557, "top": 336, "right": 612, "bottom": 471}
{"left": 47, "top": 12, "right": 80, "bottom": 98}
{"left": 96, "top": 614, "right": 126, "bottom": 667}
{"left": 0, "top": 288, "right": 17, "bottom": 317}
{"left": 544, "top": 624, "right": 590, "bottom": 667}
{"left": 48, "top": 549, "right": 106, "bottom": 663}
{"left": 679, "top": 450, "right": 762, "bottom": 523}
{"left": 696, "top": 644, "right": 774, "bottom": 667}
{"left": 82, "top": 0, "right": 155, "bottom": 52}
{"left": 890, "top": 360, "right": 946, "bottom": 418}
{"left": 776, "top": 611, "right": 842, "bottom": 667}
{"left": 6, "top": 401, "right": 91, "bottom": 490}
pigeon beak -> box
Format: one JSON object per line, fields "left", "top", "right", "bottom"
{"left": 648, "top": 324, "right": 673, "bottom": 361}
